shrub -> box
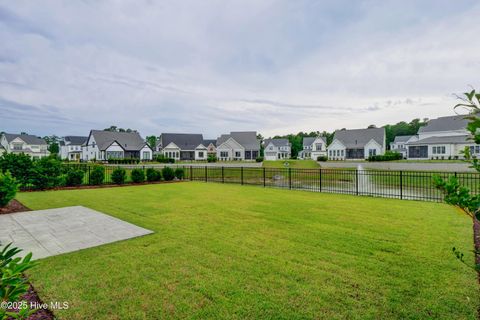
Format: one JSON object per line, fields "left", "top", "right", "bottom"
{"left": 255, "top": 156, "right": 264, "bottom": 163}
{"left": 0, "top": 153, "right": 34, "bottom": 187}
{"left": 367, "top": 151, "right": 402, "bottom": 162}
{"left": 131, "top": 168, "right": 145, "bottom": 183}
{"left": 0, "top": 242, "right": 37, "bottom": 319}
{"left": 30, "top": 156, "right": 63, "bottom": 190}
{"left": 156, "top": 155, "right": 176, "bottom": 163}
{"left": 89, "top": 165, "right": 105, "bottom": 185}
{"left": 162, "top": 167, "right": 175, "bottom": 181}
{"left": 174, "top": 168, "right": 184, "bottom": 180}
{"left": 107, "top": 158, "right": 140, "bottom": 164}
{"left": 317, "top": 156, "right": 328, "bottom": 161}
{"left": 207, "top": 154, "right": 217, "bottom": 163}
{"left": 146, "top": 168, "right": 161, "bottom": 182}
{"left": 65, "top": 169, "right": 84, "bottom": 187}
{"left": 111, "top": 168, "right": 126, "bottom": 184}
{"left": 0, "top": 171, "right": 18, "bottom": 207}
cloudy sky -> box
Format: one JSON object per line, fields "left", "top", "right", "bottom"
{"left": 0, "top": 0, "right": 479, "bottom": 138}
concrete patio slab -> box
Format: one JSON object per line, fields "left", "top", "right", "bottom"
{"left": 0, "top": 206, "right": 153, "bottom": 260}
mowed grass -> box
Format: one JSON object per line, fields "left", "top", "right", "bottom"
{"left": 17, "top": 183, "right": 478, "bottom": 319}
{"left": 263, "top": 159, "right": 320, "bottom": 168}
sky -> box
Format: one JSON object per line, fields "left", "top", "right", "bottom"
{"left": 0, "top": 0, "right": 479, "bottom": 139}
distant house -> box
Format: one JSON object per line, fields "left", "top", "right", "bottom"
{"left": 405, "top": 115, "right": 477, "bottom": 160}
{"left": 60, "top": 136, "right": 88, "bottom": 161}
{"left": 390, "top": 135, "right": 414, "bottom": 159}
{"left": 299, "top": 137, "right": 315, "bottom": 159}
{"left": 327, "top": 128, "right": 385, "bottom": 160}
{"left": 263, "top": 138, "right": 291, "bottom": 160}
{"left": 216, "top": 131, "right": 260, "bottom": 161}
{"left": 203, "top": 139, "right": 217, "bottom": 156}
{"left": 0, "top": 133, "right": 49, "bottom": 159}
{"left": 83, "top": 130, "right": 153, "bottom": 161}
{"left": 156, "top": 133, "right": 210, "bottom": 161}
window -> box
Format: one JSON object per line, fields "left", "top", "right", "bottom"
{"left": 235, "top": 151, "right": 241, "bottom": 158}
{"left": 329, "top": 150, "right": 332, "bottom": 157}
{"left": 369, "top": 149, "right": 376, "bottom": 156}
{"left": 220, "top": 151, "right": 228, "bottom": 158}
{"left": 106, "top": 151, "right": 123, "bottom": 159}
{"left": 433, "top": 146, "right": 445, "bottom": 154}
{"left": 198, "top": 151, "right": 204, "bottom": 158}
{"left": 142, "top": 151, "right": 150, "bottom": 159}
{"left": 341, "top": 150, "right": 344, "bottom": 156}
{"left": 315, "top": 143, "right": 322, "bottom": 151}
{"left": 12, "top": 143, "right": 23, "bottom": 150}
{"left": 269, "top": 146, "right": 273, "bottom": 150}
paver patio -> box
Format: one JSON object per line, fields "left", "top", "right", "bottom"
{"left": 0, "top": 206, "right": 153, "bottom": 260}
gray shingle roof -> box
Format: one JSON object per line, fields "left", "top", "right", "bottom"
{"left": 217, "top": 131, "right": 260, "bottom": 150}
{"left": 90, "top": 130, "right": 147, "bottom": 151}
{"left": 264, "top": 138, "right": 290, "bottom": 147}
{"left": 333, "top": 128, "right": 385, "bottom": 148}
{"left": 393, "top": 135, "right": 413, "bottom": 143}
{"left": 406, "top": 135, "right": 472, "bottom": 145}
{"left": 302, "top": 137, "right": 315, "bottom": 147}
{"left": 418, "top": 115, "right": 469, "bottom": 133}
{"left": 64, "top": 136, "right": 88, "bottom": 145}
{"left": 3, "top": 133, "right": 47, "bottom": 145}
{"left": 159, "top": 133, "right": 204, "bottom": 150}
{"left": 202, "top": 139, "right": 216, "bottom": 147}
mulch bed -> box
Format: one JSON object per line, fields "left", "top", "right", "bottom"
{"left": 0, "top": 199, "right": 31, "bottom": 215}
{"left": 21, "top": 180, "right": 184, "bottom": 192}
{"left": 5, "top": 283, "right": 56, "bottom": 320}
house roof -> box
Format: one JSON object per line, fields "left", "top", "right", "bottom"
{"left": 264, "top": 138, "right": 290, "bottom": 147}
{"left": 333, "top": 128, "right": 385, "bottom": 148}
{"left": 64, "top": 136, "right": 88, "bottom": 145}
{"left": 393, "top": 135, "right": 413, "bottom": 143}
{"left": 202, "top": 139, "right": 217, "bottom": 147}
{"left": 3, "top": 133, "right": 47, "bottom": 145}
{"left": 217, "top": 131, "right": 260, "bottom": 150}
{"left": 418, "top": 115, "right": 470, "bottom": 133}
{"left": 303, "top": 137, "right": 315, "bottom": 147}
{"left": 159, "top": 133, "right": 204, "bottom": 150}
{"left": 406, "top": 135, "right": 472, "bottom": 145}
{"left": 90, "top": 130, "right": 147, "bottom": 151}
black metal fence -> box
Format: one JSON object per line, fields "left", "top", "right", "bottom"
{"left": 182, "top": 166, "right": 480, "bottom": 202}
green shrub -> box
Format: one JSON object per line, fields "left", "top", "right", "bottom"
{"left": 174, "top": 168, "right": 184, "bottom": 180}
{"left": 65, "top": 169, "right": 84, "bottom": 187}
{"left": 0, "top": 153, "right": 34, "bottom": 187}
{"left": 111, "top": 168, "right": 126, "bottom": 184}
{"left": 0, "top": 242, "right": 37, "bottom": 319}
{"left": 255, "top": 156, "right": 264, "bottom": 163}
{"left": 367, "top": 151, "right": 402, "bottom": 162}
{"left": 162, "top": 167, "right": 175, "bottom": 181}
{"left": 317, "top": 156, "right": 328, "bottom": 161}
{"left": 207, "top": 154, "right": 217, "bottom": 163}
{"left": 89, "top": 165, "right": 105, "bottom": 185}
{"left": 146, "top": 168, "right": 161, "bottom": 182}
{"left": 0, "top": 171, "right": 18, "bottom": 207}
{"left": 155, "top": 155, "right": 175, "bottom": 163}
{"left": 30, "top": 156, "right": 62, "bottom": 190}
{"left": 131, "top": 168, "right": 145, "bottom": 183}
{"left": 107, "top": 158, "right": 140, "bottom": 164}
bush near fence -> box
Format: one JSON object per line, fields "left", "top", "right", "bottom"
{"left": 368, "top": 151, "right": 403, "bottom": 162}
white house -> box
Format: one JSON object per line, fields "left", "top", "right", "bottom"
{"left": 298, "top": 137, "right": 315, "bottom": 159}
{"left": 60, "top": 136, "right": 87, "bottom": 161}
{"left": 390, "top": 135, "right": 414, "bottom": 159}
{"left": 327, "top": 127, "right": 386, "bottom": 160}
{"left": 405, "top": 115, "right": 478, "bottom": 160}
{"left": 156, "top": 133, "right": 213, "bottom": 161}
{"left": 216, "top": 131, "right": 260, "bottom": 161}
{"left": 264, "top": 138, "right": 291, "bottom": 160}
{"left": 0, "top": 133, "right": 50, "bottom": 159}
{"left": 83, "top": 130, "right": 153, "bottom": 161}
{"left": 310, "top": 136, "right": 328, "bottom": 160}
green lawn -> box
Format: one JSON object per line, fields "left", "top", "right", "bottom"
{"left": 17, "top": 183, "right": 478, "bottom": 319}
{"left": 263, "top": 159, "right": 320, "bottom": 168}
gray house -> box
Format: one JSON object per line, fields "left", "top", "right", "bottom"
{"left": 0, "top": 133, "right": 49, "bottom": 159}
{"left": 327, "top": 128, "right": 386, "bottom": 160}
{"left": 263, "top": 138, "right": 291, "bottom": 160}
{"left": 83, "top": 130, "right": 153, "bottom": 161}
{"left": 216, "top": 131, "right": 260, "bottom": 161}
{"left": 299, "top": 137, "right": 315, "bottom": 159}
{"left": 156, "top": 133, "right": 209, "bottom": 161}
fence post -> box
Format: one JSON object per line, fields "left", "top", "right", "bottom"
{"left": 355, "top": 169, "right": 359, "bottom": 195}
{"left": 241, "top": 167, "right": 244, "bottom": 185}
{"left": 190, "top": 166, "right": 193, "bottom": 181}
{"left": 263, "top": 167, "right": 266, "bottom": 187}
{"left": 400, "top": 170, "right": 403, "bottom": 200}
{"left": 222, "top": 166, "right": 225, "bottom": 183}
{"left": 319, "top": 168, "right": 322, "bottom": 192}
{"left": 289, "top": 167, "right": 292, "bottom": 190}
{"left": 87, "top": 165, "right": 91, "bottom": 185}
{"left": 205, "top": 166, "right": 207, "bottom": 182}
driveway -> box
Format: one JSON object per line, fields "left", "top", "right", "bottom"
{"left": 320, "top": 161, "right": 474, "bottom": 172}
{"left": 0, "top": 206, "right": 153, "bottom": 260}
